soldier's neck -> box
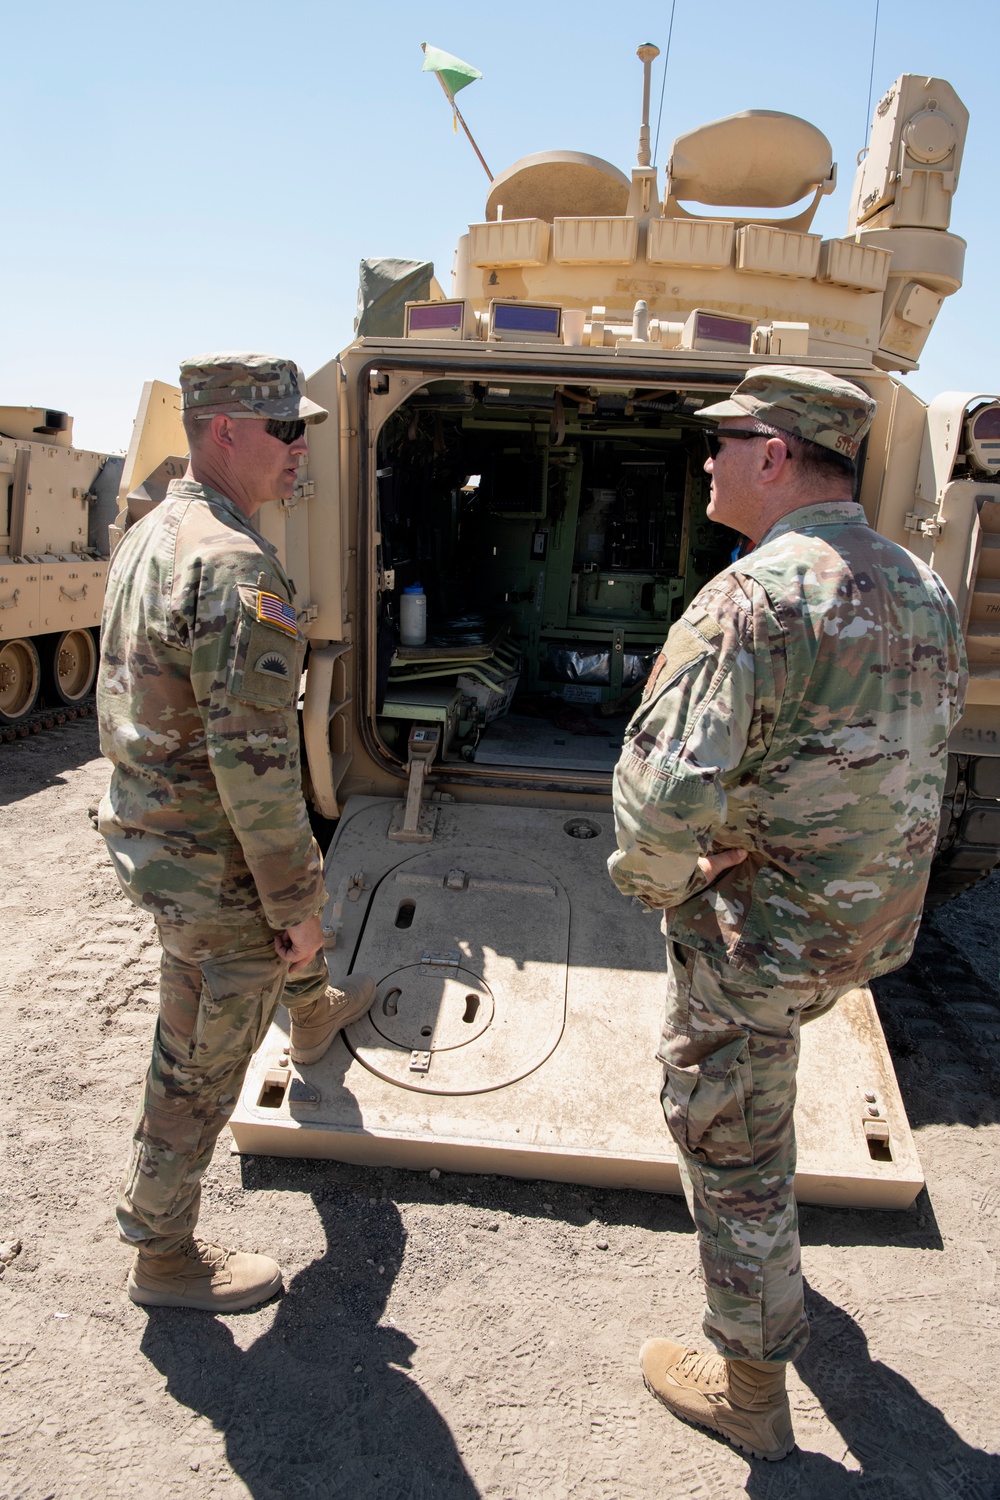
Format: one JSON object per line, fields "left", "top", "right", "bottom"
{"left": 185, "top": 457, "right": 261, "bottom": 519}
{"left": 745, "top": 483, "right": 855, "bottom": 542}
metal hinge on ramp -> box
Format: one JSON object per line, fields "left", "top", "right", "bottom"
{"left": 420, "top": 949, "right": 461, "bottom": 969}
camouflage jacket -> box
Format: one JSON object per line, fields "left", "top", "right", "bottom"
{"left": 609, "top": 500, "right": 968, "bottom": 985}
{"left": 97, "top": 477, "right": 326, "bottom": 930}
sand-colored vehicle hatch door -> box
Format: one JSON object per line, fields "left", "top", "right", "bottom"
{"left": 253, "top": 357, "right": 347, "bottom": 640}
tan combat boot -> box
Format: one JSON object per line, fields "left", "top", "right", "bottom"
{"left": 639, "top": 1338, "right": 794, "bottom": 1461}
{"left": 288, "top": 974, "right": 376, "bottom": 1064}
{"left": 128, "top": 1238, "right": 283, "bottom": 1312}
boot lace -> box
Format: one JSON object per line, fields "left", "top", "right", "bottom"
{"left": 675, "top": 1348, "right": 726, "bottom": 1388}
{"left": 186, "top": 1239, "right": 232, "bottom": 1271}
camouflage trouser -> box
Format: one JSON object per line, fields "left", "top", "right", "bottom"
{"left": 659, "top": 941, "right": 849, "bottom": 1364}
{"left": 117, "top": 908, "right": 328, "bottom": 1255}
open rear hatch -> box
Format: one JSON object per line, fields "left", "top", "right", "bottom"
{"left": 359, "top": 369, "right": 740, "bottom": 793}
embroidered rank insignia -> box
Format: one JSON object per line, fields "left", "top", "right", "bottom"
{"left": 257, "top": 591, "right": 298, "bottom": 635}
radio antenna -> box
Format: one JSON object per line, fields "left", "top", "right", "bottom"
{"left": 652, "top": 0, "right": 678, "bottom": 167}
{"left": 863, "top": 0, "right": 881, "bottom": 145}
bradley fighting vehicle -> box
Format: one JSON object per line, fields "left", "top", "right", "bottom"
{"left": 0, "top": 409, "right": 122, "bottom": 729}
{"left": 117, "top": 56, "right": 999, "bottom": 1209}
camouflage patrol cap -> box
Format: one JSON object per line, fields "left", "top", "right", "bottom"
{"left": 695, "top": 365, "right": 876, "bottom": 460}
{"left": 179, "top": 352, "right": 328, "bottom": 424}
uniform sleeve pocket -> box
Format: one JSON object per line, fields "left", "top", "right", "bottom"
{"left": 623, "top": 617, "right": 716, "bottom": 746}
{"left": 660, "top": 1028, "right": 753, "bottom": 1168}
{"left": 228, "top": 586, "right": 303, "bottom": 709}
{"left": 642, "top": 621, "right": 712, "bottom": 703}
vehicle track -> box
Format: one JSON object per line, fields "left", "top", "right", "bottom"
{"left": 0, "top": 696, "right": 96, "bottom": 744}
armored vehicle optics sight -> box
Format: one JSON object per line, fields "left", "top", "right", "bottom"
{"left": 967, "top": 404, "right": 1000, "bottom": 472}
{"left": 683, "top": 310, "right": 754, "bottom": 352}
{"left": 488, "top": 300, "right": 562, "bottom": 342}
{"left": 405, "top": 299, "right": 470, "bottom": 339}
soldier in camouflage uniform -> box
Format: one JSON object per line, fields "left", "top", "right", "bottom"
{"left": 609, "top": 367, "right": 967, "bottom": 1460}
{"left": 97, "top": 353, "right": 374, "bottom": 1313}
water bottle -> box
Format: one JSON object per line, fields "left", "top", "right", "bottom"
{"left": 400, "top": 583, "right": 427, "bottom": 646}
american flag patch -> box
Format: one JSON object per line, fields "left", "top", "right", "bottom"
{"left": 257, "top": 591, "right": 298, "bottom": 635}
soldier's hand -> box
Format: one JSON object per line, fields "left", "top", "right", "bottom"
{"left": 696, "top": 848, "right": 748, "bottom": 883}
{"left": 275, "top": 915, "right": 325, "bottom": 972}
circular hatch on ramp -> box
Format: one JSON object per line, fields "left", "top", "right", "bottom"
{"left": 345, "top": 845, "right": 569, "bottom": 1095}
{"left": 371, "top": 965, "right": 495, "bottom": 1051}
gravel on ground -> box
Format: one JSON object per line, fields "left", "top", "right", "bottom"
{"left": 1, "top": 720, "right": 998, "bottom": 1499}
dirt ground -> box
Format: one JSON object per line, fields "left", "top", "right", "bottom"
{"left": 1, "top": 719, "right": 999, "bottom": 1500}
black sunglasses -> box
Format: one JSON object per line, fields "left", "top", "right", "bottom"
{"left": 265, "top": 417, "right": 307, "bottom": 445}
{"left": 702, "top": 428, "right": 791, "bottom": 460}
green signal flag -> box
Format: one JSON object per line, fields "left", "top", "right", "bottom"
{"left": 421, "top": 43, "right": 483, "bottom": 99}
{"left": 420, "top": 42, "right": 492, "bottom": 180}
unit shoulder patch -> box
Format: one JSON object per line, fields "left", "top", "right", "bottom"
{"left": 254, "top": 651, "right": 292, "bottom": 680}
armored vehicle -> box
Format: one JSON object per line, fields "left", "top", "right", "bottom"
{"left": 0, "top": 407, "right": 122, "bottom": 727}
{"left": 119, "top": 59, "right": 998, "bottom": 1207}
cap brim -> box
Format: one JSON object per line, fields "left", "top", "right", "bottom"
{"left": 238, "top": 393, "right": 329, "bottom": 424}
{"left": 693, "top": 397, "right": 748, "bottom": 422}
{"left": 296, "top": 395, "right": 329, "bottom": 425}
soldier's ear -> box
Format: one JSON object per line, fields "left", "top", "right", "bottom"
{"left": 207, "top": 413, "right": 238, "bottom": 451}
{"left": 759, "top": 436, "right": 792, "bottom": 484}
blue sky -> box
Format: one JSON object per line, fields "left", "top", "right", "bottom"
{"left": 4, "top": 0, "right": 997, "bottom": 453}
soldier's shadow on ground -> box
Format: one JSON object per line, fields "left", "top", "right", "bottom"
{"left": 139, "top": 1190, "right": 479, "bottom": 1500}
{"left": 0, "top": 720, "right": 102, "bottom": 806}
{"left": 740, "top": 1284, "right": 1000, "bottom": 1499}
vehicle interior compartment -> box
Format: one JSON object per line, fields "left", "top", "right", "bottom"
{"left": 370, "top": 376, "right": 739, "bottom": 783}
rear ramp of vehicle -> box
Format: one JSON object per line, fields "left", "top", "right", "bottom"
{"left": 230, "top": 797, "right": 923, "bottom": 1210}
